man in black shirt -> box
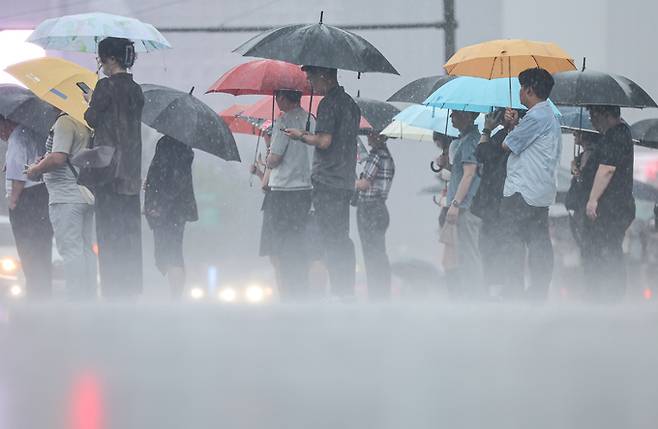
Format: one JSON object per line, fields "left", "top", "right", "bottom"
{"left": 284, "top": 66, "right": 361, "bottom": 299}
{"left": 581, "top": 105, "right": 635, "bottom": 301}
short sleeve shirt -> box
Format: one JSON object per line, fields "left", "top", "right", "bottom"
{"left": 312, "top": 86, "right": 361, "bottom": 190}
{"left": 43, "top": 115, "right": 92, "bottom": 204}
{"left": 581, "top": 122, "right": 634, "bottom": 216}
{"left": 269, "top": 106, "right": 315, "bottom": 190}
{"left": 4, "top": 125, "right": 43, "bottom": 197}
{"left": 446, "top": 126, "right": 481, "bottom": 208}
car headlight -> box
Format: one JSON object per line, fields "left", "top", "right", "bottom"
{"left": 0, "top": 258, "right": 18, "bottom": 273}
{"left": 245, "top": 285, "right": 266, "bottom": 303}
{"left": 189, "top": 286, "right": 205, "bottom": 301}
{"left": 9, "top": 284, "right": 23, "bottom": 299}
{"left": 218, "top": 287, "right": 237, "bottom": 303}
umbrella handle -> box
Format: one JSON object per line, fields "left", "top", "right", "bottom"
{"left": 306, "top": 89, "right": 314, "bottom": 132}
{"left": 430, "top": 161, "right": 442, "bottom": 173}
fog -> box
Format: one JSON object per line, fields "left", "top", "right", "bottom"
{"left": 2, "top": 1, "right": 658, "bottom": 428}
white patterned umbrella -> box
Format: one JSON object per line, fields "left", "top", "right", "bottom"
{"left": 27, "top": 12, "right": 171, "bottom": 53}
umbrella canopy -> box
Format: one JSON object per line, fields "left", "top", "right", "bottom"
{"left": 206, "top": 59, "right": 312, "bottom": 96}
{"left": 423, "top": 76, "right": 562, "bottom": 115}
{"left": 219, "top": 104, "right": 262, "bottom": 136}
{"left": 0, "top": 84, "right": 59, "bottom": 136}
{"left": 631, "top": 119, "right": 658, "bottom": 149}
{"left": 141, "top": 84, "right": 240, "bottom": 161}
{"left": 444, "top": 39, "right": 576, "bottom": 79}
{"left": 558, "top": 106, "right": 596, "bottom": 134}
{"left": 233, "top": 14, "right": 398, "bottom": 74}
{"left": 381, "top": 120, "right": 439, "bottom": 142}
{"left": 27, "top": 12, "right": 171, "bottom": 53}
{"left": 5, "top": 57, "right": 97, "bottom": 126}
{"left": 393, "top": 104, "right": 486, "bottom": 137}
{"left": 550, "top": 69, "right": 658, "bottom": 108}
{"left": 354, "top": 97, "right": 400, "bottom": 132}
{"left": 387, "top": 75, "right": 456, "bottom": 104}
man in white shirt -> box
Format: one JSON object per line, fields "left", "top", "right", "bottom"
{"left": 27, "top": 114, "right": 97, "bottom": 299}
{"left": 497, "top": 68, "right": 562, "bottom": 300}
{"left": 263, "top": 90, "right": 315, "bottom": 300}
{"left": 1, "top": 116, "right": 53, "bottom": 298}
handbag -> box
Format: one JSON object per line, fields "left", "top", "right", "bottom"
{"left": 70, "top": 132, "right": 117, "bottom": 189}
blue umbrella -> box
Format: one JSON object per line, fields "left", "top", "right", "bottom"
{"left": 423, "top": 76, "right": 561, "bottom": 115}
{"left": 393, "top": 104, "right": 485, "bottom": 137}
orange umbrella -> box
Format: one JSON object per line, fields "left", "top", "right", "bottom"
{"left": 444, "top": 39, "right": 576, "bottom": 79}
{"left": 219, "top": 104, "right": 261, "bottom": 136}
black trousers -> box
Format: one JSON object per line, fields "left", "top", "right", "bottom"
{"left": 312, "top": 182, "right": 356, "bottom": 298}
{"left": 357, "top": 199, "right": 391, "bottom": 300}
{"left": 94, "top": 184, "right": 142, "bottom": 298}
{"left": 581, "top": 209, "right": 633, "bottom": 302}
{"left": 9, "top": 184, "right": 53, "bottom": 298}
{"left": 268, "top": 190, "right": 312, "bottom": 301}
{"left": 499, "top": 193, "right": 554, "bottom": 300}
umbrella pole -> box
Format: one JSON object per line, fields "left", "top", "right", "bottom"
{"left": 444, "top": 109, "right": 450, "bottom": 136}
{"left": 306, "top": 88, "right": 314, "bottom": 132}
{"left": 508, "top": 56, "right": 512, "bottom": 108}
{"left": 271, "top": 90, "right": 276, "bottom": 133}
{"left": 250, "top": 131, "right": 263, "bottom": 188}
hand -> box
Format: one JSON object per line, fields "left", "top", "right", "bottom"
{"left": 586, "top": 199, "right": 598, "bottom": 221}
{"left": 484, "top": 111, "right": 502, "bottom": 130}
{"left": 446, "top": 205, "right": 460, "bottom": 224}
{"left": 355, "top": 178, "right": 370, "bottom": 191}
{"left": 571, "top": 160, "right": 580, "bottom": 177}
{"left": 437, "top": 154, "right": 449, "bottom": 169}
{"left": 504, "top": 108, "right": 519, "bottom": 129}
{"left": 284, "top": 128, "right": 304, "bottom": 140}
{"left": 249, "top": 163, "right": 259, "bottom": 175}
{"left": 8, "top": 200, "right": 17, "bottom": 211}
{"left": 25, "top": 165, "right": 40, "bottom": 181}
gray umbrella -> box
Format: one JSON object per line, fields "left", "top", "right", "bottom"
{"left": 558, "top": 106, "right": 596, "bottom": 134}
{"left": 550, "top": 69, "right": 658, "bottom": 108}
{"left": 141, "top": 84, "right": 240, "bottom": 161}
{"left": 354, "top": 96, "right": 400, "bottom": 133}
{"left": 0, "top": 84, "right": 59, "bottom": 136}
{"left": 631, "top": 119, "right": 658, "bottom": 149}
{"left": 233, "top": 12, "right": 398, "bottom": 75}
{"left": 387, "top": 75, "right": 456, "bottom": 104}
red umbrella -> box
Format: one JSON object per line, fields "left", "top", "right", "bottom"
{"left": 240, "top": 96, "right": 372, "bottom": 129}
{"left": 206, "top": 59, "right": 312, "bottom": 96}
{"left": 219, "top": 104, "right": 261, "bottom": 135}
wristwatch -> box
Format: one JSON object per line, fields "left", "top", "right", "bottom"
{"left": 481, "top": 128, "right": 492, "bottom": 135}
{"left": 451, "top": 199, "right": 461, "bottom": 208}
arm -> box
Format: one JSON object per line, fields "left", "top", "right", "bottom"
{"left": 446, "top": 163, "right": 477, "bottom": 224}
{"left": 26, "top": 152, "right": 68, "bottom": 180}
{"left": 283, "top": 129, "right": 332, "bottom": 150}
{"left": 586, "top": 164, "right": 616, "bottom": 220}
{"left": 501, "top": 112, "right": 538, "bottom": 154}
{"left": 266, "top": 153, "right": 283, "bottom": 168}
{"left": 84, "top": 79, "right": 111, "bottom": 128}
{"left": 8, "top": 180, "right": 25, "bottom": 210}
{"left": 356, "top": 154, "right": 380, "bottom": 191}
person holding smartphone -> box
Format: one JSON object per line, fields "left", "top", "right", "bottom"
{"left": 83, "top": 37, "right": 144, "bottom": 299}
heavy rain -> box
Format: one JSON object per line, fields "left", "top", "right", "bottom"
{"left": 1, "top": 1, "right": 658, "bottom": 428}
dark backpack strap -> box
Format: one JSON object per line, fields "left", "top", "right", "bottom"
{"left": 66, "top": 158, "right": 79, "bottom": 179}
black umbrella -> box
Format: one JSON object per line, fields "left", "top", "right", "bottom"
{"left": 233, "top": 12, "right": 398, "bottom": 75}
{"left": 354, "top": 96, "right": 400, "bottom": 133}
{"left": 631, "top": 119, "right": 658, "bottom": 149}
{"left": 0, "top": 84, "right": 59, "bottom": 136}
{"left": 141, "top": 84, "right": 240, "bottom": 161}
{"left": 551, "top": 69, "right": 658, "bottom": 108}
{"left": 387, "top": 75, "right": 456, "bottom": 104}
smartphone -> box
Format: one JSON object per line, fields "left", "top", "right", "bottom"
{"left": 76, "top": 82, "right": 91, "bottom": 94}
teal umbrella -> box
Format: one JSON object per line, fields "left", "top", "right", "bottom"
{"left": 424, "top": 76, "right": 561, "bottom": 115}
{"left": 27, "top": 12, "right": 171, "bottom": 53}
{"left": 393, "top": 104, "right": 485, "bottom": 137}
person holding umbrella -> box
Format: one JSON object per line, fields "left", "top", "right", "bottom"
{"left": 284, "top": 66, "right": 361, "bottom": 300}
{"left": 26, "top": 112, "right": 97, "bottom": 300}
{"left": 497, "top": 68, "right": 562, "bottom": 301}
{"left": 83, "top": 37, "right": 145, "bottom": 298}
{"left": 0, "top": 116, "right": 53, "bottom": 298}
{"left": 580, "top": 105, "right": 635, "bottom": 301}
{"left": 144, "top": 136, "right": 198, "bottom": 299}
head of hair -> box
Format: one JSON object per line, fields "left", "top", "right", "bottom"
{"left": 276, "top": 89, "right": 302, "bottom": 104}
{"left": 587, "top": 105, "right": 621, "bottom": 119}
{"left": 518, "top": 68, "right": 554, "bottom": 100}
{"left": 98, "top": 37, "right": 137, "bottom": 69}
{"left": 301, "top": 65, "right": 338, "bottom": 80}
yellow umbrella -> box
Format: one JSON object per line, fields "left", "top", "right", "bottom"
{"left": 5, "top": 57, "right": 97, "bottom": 126}
{"left": 444, "top": 39, "right": 576, "bottom": 79}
